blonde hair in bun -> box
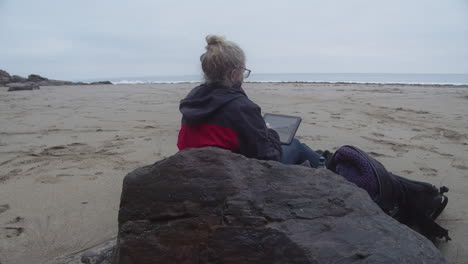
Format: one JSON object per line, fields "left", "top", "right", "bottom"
{"left": 201, "top": 35, "right": 246, "bottom": 85}
{"left": 206, "top": 35, "right": 225, "bottom": 46}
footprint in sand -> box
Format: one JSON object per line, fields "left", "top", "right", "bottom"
{"left": 4, "top": 226, "right": 24, "bottom": 238}
{"left": 419, "top": 167, "right": 438, "bottom": 177}
{"left": 135, "top": 125, "right": 157, "bottom": 129}
{"left": 68, "top": 142, "right": 86, "bottom": 146}
{"left": 434, "top": 127, "right": 467, "bottom": 141}
{"left": 83, "top": 174, "right": 98, "bottom": 181}
{"left": 451, "top": 160, "right": 468, "bottom": 171}
{"left": 41, "top": 143, "right": 86, "bottom": 154}
{"left": 368, "top": 151, "right": 391, "bottom": 158}
{"left": 40, "top": 145, "right": 68, "bottom": 156}
{"left": 371, "top": 132, "right": 385, "bottom": 138}
{"left": 454, "top": 164, "right": 468, "bottom": 170}
{"left": 0, "top": 204, "right": 10, "bottom": 214}
{"left": 34, "top": 171, "right": 73, "bottom": 184}
{"left": 8, "top": 169, "right": 22, "bottom": 175}
{"left": 56, "top": 173, "right": 73, "bottom": 177}
{"left": 3, "top": 216, "right": 25, "bottom": 238}
{"left": 36, "top": 175, "right": 62, "bottom": 184}
{"left": 332, "top": 125, "right": 352, "bottom": 131}
{"left": 7, "top": 216, "right": 23, "bottom": 224}
{"left": 1, "top": 169, "right": 23, "bottom": 183}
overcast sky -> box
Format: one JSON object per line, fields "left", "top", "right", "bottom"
{"left": 1, "top": 0, "right": 467, "bottom": 81}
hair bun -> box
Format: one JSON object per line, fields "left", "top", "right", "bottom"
{"left": 206, "top": 35, "right": 225, "bottom": 46}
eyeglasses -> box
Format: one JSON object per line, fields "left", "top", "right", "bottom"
{"left": 242, "top": 68, "right": 251, "bottom": 78}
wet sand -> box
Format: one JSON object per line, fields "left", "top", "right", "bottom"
{"left": 0, "top": 82, "right": 467, "bottom": 263}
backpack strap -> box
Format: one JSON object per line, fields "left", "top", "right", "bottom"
{"left": 419, "top": 214, "right": 451, "bottom": 242}
{"left": 432, "top": 186, "right": 449, "bottom": 220}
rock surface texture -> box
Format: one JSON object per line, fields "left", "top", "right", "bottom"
{"left": 57, "top": 239, "right": 116, "bottom": 264}
{"left": 0, "top": 69, "right": 11, "bottom": 85}
{"left": 113, "top": 147, "right": 447, "bottom": 264}
{"left": 6, "top": 82, "right": 40, "bottom": 91}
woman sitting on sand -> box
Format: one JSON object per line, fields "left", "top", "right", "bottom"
{"left": 175, "top": 36, "right": 451, "bottom": 242}
{"left": 177, "top": 35, "right": 321, "bottom": 167}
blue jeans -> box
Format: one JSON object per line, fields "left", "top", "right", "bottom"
{"left": 280, "top": 138, "right": 321, "bottom": 168}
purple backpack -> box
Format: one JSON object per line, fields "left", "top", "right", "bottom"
{"left": 327, "top": 145, "right": 450, "bottom": 242}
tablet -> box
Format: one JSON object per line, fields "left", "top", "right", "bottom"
{"left": 264, "top": 113, "right": 302, "bottom": 145}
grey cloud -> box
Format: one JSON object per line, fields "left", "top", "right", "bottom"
{"left": 0, "top": 0, "right": 467, "bottom": 80}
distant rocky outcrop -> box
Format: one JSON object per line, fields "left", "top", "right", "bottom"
{"left": 59, "top": 147, "right": 445, "bottom": 264}
{"left": 0, "top": 69, "right": 11, "bottom": 84}
{"left": 11, "top": 75, "right": 28, "bottom": 83}
{"left": 27, "top": 74, "right": 48, "bottom": 82}
{"left": 6, "top": 82, "right": 40, "bottom": 91}
{"left": 90, "top": 81, "right": 113, "bottom": 85}
{"left": 0, "top": 69, "right": 112, "bottom": 90}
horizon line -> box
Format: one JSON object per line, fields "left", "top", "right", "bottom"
{"left": 76, "top": 72, "right": 468, "bottom": 82}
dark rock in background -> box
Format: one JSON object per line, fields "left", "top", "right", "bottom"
{"left": 0, "top": 69, "right": 112, "bottom": 87}
{"left": 90, "top": 81, "right": 113, "bottom": 85}
{"left": 0, "top": 69, "right": 11, "bottom": 85}
{"left": 11, "top": 75, "right": 28, "bottom": 83}
{"left": 112, "top": 147, "right": 448, "bottom": 264}
{"left": 7, "top": 82, "right": 40, "bottom": 91}
{"left": 38, "top": 80, "right": 75, "bottom": 86}
{"left": 0, "top": 69, "right": 10, "bottom": 77}
{"left": 27, "top": 74, "right": 49, "bottom": 82}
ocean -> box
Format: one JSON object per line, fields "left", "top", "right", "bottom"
{"left": 106, "top": 73, "right": 468, "bottom": 85}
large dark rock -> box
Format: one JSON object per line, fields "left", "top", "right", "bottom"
{"left": 113, "top": 147, "right": 447, "bottom": 264}
{"left": 0, "top": 69, "right": 11, "bottom": 85}
{"left": 11, "top": 75, "right": 28, "bottom": 83}
{"left": 90, "top": 81, "right": 113, "bottom": 85}
{"left": 6, "top": 82, "right": 40, "bottom": 91}
{"left": 0, "top": 78, "right": 9, "bottom": 86}
{"left": 38, "top": 80, "right": 75, "bottom": 86}
{"left": 0, "top": 69, "right": 112, "bottom": 87}
{"left": 27, "top": 74, "right": 49, "bottom": 82}
{"left": 0, "top": 69, "right": 10, "bottom": 78}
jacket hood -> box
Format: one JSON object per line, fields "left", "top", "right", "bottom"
{"left": 180, "top": 83, "right": 245, "bottom": 124}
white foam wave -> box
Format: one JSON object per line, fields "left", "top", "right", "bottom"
{"left": 112, "top": 80, "right": 147, "bottom": 85}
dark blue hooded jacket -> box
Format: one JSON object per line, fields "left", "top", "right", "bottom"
{"left": 177, "top": 83, "right": 282, "bottom": 161}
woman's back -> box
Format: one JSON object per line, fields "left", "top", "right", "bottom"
{"left": 178, "top": 82, "right": 282, "bottom": 161}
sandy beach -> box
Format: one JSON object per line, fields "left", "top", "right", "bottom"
{"left": 0, "top": 82, "right": 467, "bottom": 263}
